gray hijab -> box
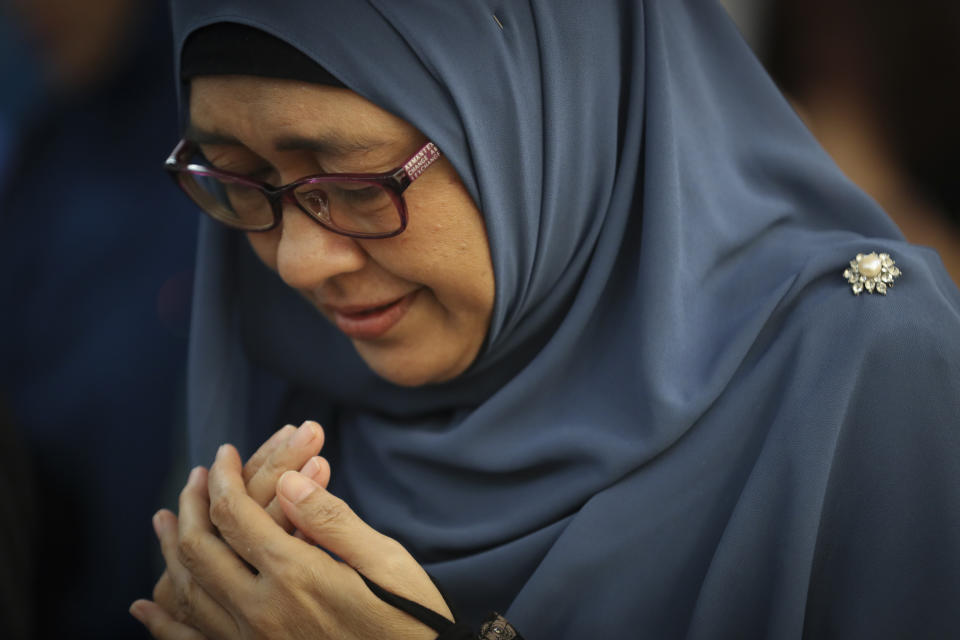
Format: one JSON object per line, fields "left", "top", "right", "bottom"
{"left": 171, "top": 1, "right": 960, "bottom": 636}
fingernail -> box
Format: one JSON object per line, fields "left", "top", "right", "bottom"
{"left": 290, "top": 421, "right": 317, "bottom": 448}
{"left": 280, "top": 471, "right": 316, "bottom": 503}
{"left": 129, "top": 600, "right": 145, "bottom": 622}
{"left": 151, "top": 511, "right": 164, "bottom": 537}
{"left": 300, "top": 456, "right": 320, "bottom": 477}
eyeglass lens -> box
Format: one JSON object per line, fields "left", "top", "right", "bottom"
{"left": 178, "top": 168, "right": 403, "bottom": 236}
{"left": 294, "top": 181, "right": 399, "bottom": 235}
{"left": 180, "top": 173, "right": 274, "bottom": 230}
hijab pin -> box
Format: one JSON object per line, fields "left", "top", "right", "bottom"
{"left": 843, "top": 252, "right": 901, "bottom": 295}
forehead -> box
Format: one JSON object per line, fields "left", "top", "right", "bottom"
{"left": 187, "top": 75, "right": 419, "bottom": 151}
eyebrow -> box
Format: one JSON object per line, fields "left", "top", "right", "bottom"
{"left": 183, "top": 124, "right": 242, "bottom": 146}
{"left": 184, "top": 124, "right": 388, "bottom": 157}
{"left": 274, "top": 133, "right": 388, "bottom": 156}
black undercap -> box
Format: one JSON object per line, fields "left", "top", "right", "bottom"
{"left": 180, "top": 22, "right": 346, "bottom": 87}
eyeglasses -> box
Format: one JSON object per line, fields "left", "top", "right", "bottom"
{"left": 163, "top": 139, "right": 442, "bottom": 238}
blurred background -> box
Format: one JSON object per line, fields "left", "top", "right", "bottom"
{"left": 0, "top": 0, "right": 196, "bottom": 637}
{"left": 722, "top": 0, "right": 960, "bottom": 286}
{"left": 0, "top": 0, "right": 957, "bottom": 638}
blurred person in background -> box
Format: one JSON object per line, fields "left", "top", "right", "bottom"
{"left": 0, "top": 12, "right": 40, "bottom": 183}
{"left": 726, "top": 0, "right": 960, "bottom": 287}
{"left": 0, "top": 0, "right": 196, "bottom": 637}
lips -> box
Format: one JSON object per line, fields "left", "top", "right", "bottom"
{"left": 328, "top": 290, "right": 419, "bottom": 340}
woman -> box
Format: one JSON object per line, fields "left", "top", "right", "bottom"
{"left": 131, "top": 1, "right": 960, "bottom": 638}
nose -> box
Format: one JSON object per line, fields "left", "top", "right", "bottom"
{"left": 272, "top": 204, "right": 367, "bottom": 290}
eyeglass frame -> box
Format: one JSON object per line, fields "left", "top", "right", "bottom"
{"left": 163, "top": 138, "right": 443, "bottom": 239}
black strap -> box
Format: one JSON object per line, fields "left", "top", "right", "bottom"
{"left": 359, "top": 573, "right": 523, "bottom": 639}
{"left": 359, "top": 573, "right": 473, "bottom": 637}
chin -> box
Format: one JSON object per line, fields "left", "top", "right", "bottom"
{"left": 355, "top": 342, "right": 473, "bottom": 387}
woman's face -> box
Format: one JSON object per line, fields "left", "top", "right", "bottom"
{"left": 189, "top": 76, "right": 495, "bottom": 386}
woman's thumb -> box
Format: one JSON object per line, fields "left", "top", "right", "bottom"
{"left": 277, "top": 471, "right": 388, "bottom": 573}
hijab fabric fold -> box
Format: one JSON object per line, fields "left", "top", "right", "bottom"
{"left": 171, "top": 1, "right": 960, "bottom": 636}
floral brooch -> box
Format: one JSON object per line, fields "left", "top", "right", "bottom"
{"left": 843, "top": 252, "right": 901, "bottom": 295}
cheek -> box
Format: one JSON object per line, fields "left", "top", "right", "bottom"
{"left": 394, "top": 194, "right": 494, "bottom": 319}
{"left": 245, "top": 231, "right": 280, "bottom": 271}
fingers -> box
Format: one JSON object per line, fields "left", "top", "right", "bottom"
{"left": 245, "top": 421, "right": 324, "bottom": 509}
{"left": 153, "top": 509, "right": 237, "bottom": 637}
{"left": 130, "top": 599, "right": 208, "bottom": 640}
{"left": 155, "top": 510, "right": 182, "bottom": 574}
{"left": 276, "top": 471, "right": 394, "bottom": 577}
{"left": 277, "top": 471, "right": 453, "bottom": 620}
{"left": 207, "top": 445, "right": 312, "bottom": 572}
{"left": 175, "top": 466, "right": 256, "bottom": 608}
{"left": 302, "top": 455, "right": 332, "bottom": 489}
{"left": 242, "top": 424, "right": 297, "bottom": 483}
{"left": 275, "top": 470, "right": 453, "bottom": 618}
{"left": 264, "top": 455, "right": 331, "bottom": 528}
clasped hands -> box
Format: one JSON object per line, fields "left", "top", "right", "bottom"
{"left": 130, "top": 421, "right": 451, "bottom": 640}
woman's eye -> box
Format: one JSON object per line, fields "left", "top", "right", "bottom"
{"left": 337, "top": 186, "right": 382, "bottom": 202}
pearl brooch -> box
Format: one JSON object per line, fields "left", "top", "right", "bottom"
{"left": 843, "top": 252, "right": 901, "bottom": 295}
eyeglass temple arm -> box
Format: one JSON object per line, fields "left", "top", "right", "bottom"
{"left": 166, "top": 138, "right": 442, "bottom": 191}
{"left": 164, "top": 139, "right": 191, "bottom": 168}
{"left": 392, "top": 142, "right": 442, "bottom": 191}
